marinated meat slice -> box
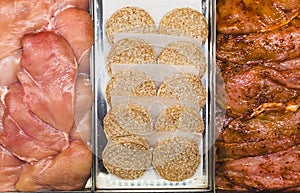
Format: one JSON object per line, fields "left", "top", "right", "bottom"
{"left": 217, "top": 135, "right": 300, "bottom": 161}
{"left": 0, "top": 145, "right": 24, "bottom": 191}
{"left": 15, "top": 140, "right": 92, "bottom": 191}
{"left": 225, "top": 66, "right": 300, "bottom": 117}
{"left": 0, "top": 0, "right": 56, "bottom": 61}
{"left": 217, "top": 0, "right": 299, "bottom": 34}
{"left": 217, "top": 19, "right": 300, "bottom": 65}
{"left": 1, "top": 83, "right": 69, "bottom": 162}
{"left": 56, "top": 0, "right": 89, "bottom": 10}
{"left": 219, "top": 58, "right": 300, "bottom": 90}
{"left": 216, "top": 169, "right": 247, "bottom": 191}
{"left": 222, "top": 145, "right": 300, "bottom": 191}
{"left": 18, "top": 32, "right": 77, "bottom": 133}
{"left": 0, "top": 50, "right": 22, "bottom": 86}
{"left": 55, "top": 8, "right": 94, "bottom": 73}
{"left": 222, "top": 109, "right": 300, "bottom": 143}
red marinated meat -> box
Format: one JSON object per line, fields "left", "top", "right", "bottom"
{"left": 216, "top": 0, "right": 299, "bottom": 34}
{"left": 222, "top": 109, "right": 300, "bottom": 143}
{"left": 217, "top": 19, "right": 300, "bottom": 64}
{"left": 18, "top": 31, "right": 77, "bottom": 133}
{"left": 222, "top": 145, "right": 300, "bottom": 191}
{"left": 224, "top": 66, "right": 300, "bottom": 117}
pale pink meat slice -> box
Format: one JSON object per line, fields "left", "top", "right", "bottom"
{"left": 55, "top": 8, "right": 94, "bottom": 73}
{"left": 15, "top": 140, "right": 92, "bottom": 191}
{"left": 0, "top": 0, "right": 56, "bottom": 61}
{"left": 18, "top": 31, "right": 77, "bottom": 133}
{"left": 70, "top": 73, "right": 93, "bottom": 143}
{"left": 0, "top": 50, "right": 22, "bottom": 86}
{"left": 0, "top": 145, "right": 24, "bottom": 191}
{"left": 1, "top": 83, "right": 69, "bottom": 162}
{"left": 56, "top": 0, "right": 89, "bottom": 10}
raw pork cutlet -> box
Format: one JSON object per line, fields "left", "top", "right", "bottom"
{"left": 0, "top": 145, "right": 24, "bottom": 191}
{"left": 217, "top": 19, "right": 300, "bottom": 65}
{"left": 1, "top": 83, "right": 69, "bottom": 162}
{"left": 223, "top": 66, "right": 300, "bottom": 117}
{"left": 217, "top": 0, "right": 299, "bottom": 34}
{"left": 70, "top": 73, "right": 94, "bottom": 143}
{"left": 55, "top": 7, "right": 94, "bottom": 73}
{"left": 17, "top": 31, "right": 77, "bottom": 133}
{"left": 15, "top": 140, "right": 92, "bottom": 192}
{"left": 0, "top": 50, "right": 22, "bottom": 86}
{"left": 0, "top": 0, "right": 55, "bottom": 61}
{"left": 222, "top": 145, "right": 300, "bottom": 191}
{"left": 56, "top": 0, "right": 89, "bottom": 10}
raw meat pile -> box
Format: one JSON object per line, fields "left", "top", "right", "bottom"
{"left": 216, "top": 0, "right": 300, "bottom": 191}
{"left": 0, "top": 0, "right": 94, "bottom": 191}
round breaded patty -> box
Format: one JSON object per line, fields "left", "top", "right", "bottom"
{"left": 103, "top": 103, "right": 154, "bottom": 139}
{"left": 106, "top": 6, "right": 156, "bottom": 44}
{"left": 106, "top": 38, "right": 156, "bottom": 75}
{"left": 157, "top": 73, "right": 206, "bottom": 108}
{"left": 102, "top": 135, "right": 152, "bottom": 180}
{"left": 155, "top": 105, "right": 204, "bottom": 134}
{"left": 106, "top": 70, "right": 156, "bottom": 106}
{"left": 152, "top": 137, "right": 200, "bottom": 181}
{"left": 157, "top": 41, "right": 207, "bottom": 78}
{"left": 159, "top": 7, "right": 208, "bottom": 45}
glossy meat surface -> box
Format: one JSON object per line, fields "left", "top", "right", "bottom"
{"left": 217, "top": 0, "right": 299, "bottom": 34}
{"left": 217, "top": 19, "right": 300, "bottom": 64}
{"left": 55, "top": 8, "right": 94, "bottom": 73}
{"left": 222, "top": 109, "right": 300, "bottom": 143}
{"left": 0, "top": 50, "right": 22, "bottom": 86}
{"left": 222, "top": 145, "right": 300, "bottom": 191}
{"left": 0, "top": 146, "right": 24, "bottom": 191}
{"left": 1, "top": 83, "right": 69, "bottom": 162}
{"left": 15, "top": 141, "right": 92, "bottom": 191}
{"left": 18, "top": 32, "right": 77, "bottom": 133}
{"left": 217, "top": 135, "right": 300, "bottom": 160}
{"left": 0, "top": 0, "right": 55, "bottom": 61}
{"left": 56, "top": 0, "right": 89, "bottom": 10}
{"left": 224, "top": 66, "right": 300, "bottom": 116}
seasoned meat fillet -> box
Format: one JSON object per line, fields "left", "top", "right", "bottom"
{"left": 217, "top": 0, "right": 299, "bottom": 34}
{"left": 224, "top": 66, "right": 300, "bottom": 116}
{"left": 222, "top": 145, "right": 300, "bottom": 191}
{"left": 217, "top": 19, "right": 300, "bottom": 64}
{"left": 217, "top": 135, "right": 300, "bottom": 160}
{"left": 218, "top": 57, "right": 300, "bottom": 90}
{"left": 222, "top": 109, "right": 300, "bottom": 143}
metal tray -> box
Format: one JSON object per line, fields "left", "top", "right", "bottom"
{"left": 92, "top": 0, "right": 216, "bottom": 192}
